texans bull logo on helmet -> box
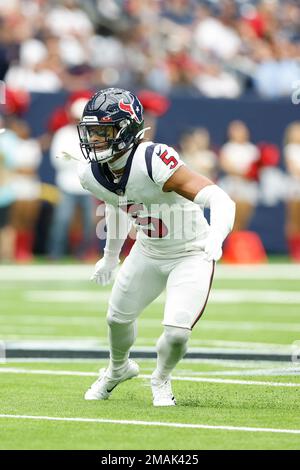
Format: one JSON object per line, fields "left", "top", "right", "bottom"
{"left": 118, "top": 97, "right": 143, "bottom": 124}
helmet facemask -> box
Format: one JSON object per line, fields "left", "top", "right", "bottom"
{"left": 78, "top": 118, "right": 144, "bottom": 164}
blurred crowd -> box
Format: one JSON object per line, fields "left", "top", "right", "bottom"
{"left": 0, "top": 0, "right": 299, "bottom": 98}
{"left": 0, "top": 0, "right": 300, "bottom": 263}
{"left": 1, "top": 102, "right": 300, "bottom": 262}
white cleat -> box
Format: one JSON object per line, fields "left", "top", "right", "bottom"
{"left": 151, "top": 374, "right": 176, "bottom": 407}
{"left": 84, "top": 360, "right": 139, "bottom": 400}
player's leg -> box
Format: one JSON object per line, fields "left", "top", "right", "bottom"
{"left": 152, "top": 255, "right": 215, "bottom": 406}
{"left": 151, "top": 325, "right": 191, "bottom": 406}
{"left": 107, "top": 243, "right": 167, "bottom": 376}
{"left": 153, "top": 326, "right": 191, "bottom": 383}
{"left": 85, "top": 244, "right": 167, "bottom": 400}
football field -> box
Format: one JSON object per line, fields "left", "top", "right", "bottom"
{"left": 0, "top": 263, "right": 300, "bottom": 450}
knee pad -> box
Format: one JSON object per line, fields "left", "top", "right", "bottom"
{"left": 107, "top": 308, "right": 135, "bottom": 327}
{"left": 106, "top": 308, "right": 120, "bottom": 326}
{"left": 164, "top": 326, "right": 191, "bottom": 346}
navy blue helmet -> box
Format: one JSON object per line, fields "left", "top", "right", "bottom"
{"left": 78, "top": 88, "right": 144, "bottom": 163}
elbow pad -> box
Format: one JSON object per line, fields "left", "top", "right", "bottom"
{"left": 194, "top": 185, "right": 236, "bottom": 241}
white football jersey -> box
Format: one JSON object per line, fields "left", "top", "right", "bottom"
{"left": 78, "top": 141, "right": 210, "bottom": 258}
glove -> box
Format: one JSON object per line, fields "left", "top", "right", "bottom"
{"left": 90, "top": 256, "right": 120, "bottom": 286}
{"left": 192, "top": 231, "right": 224, "bottom": 262}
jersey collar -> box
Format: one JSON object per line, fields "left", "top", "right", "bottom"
{"left": 91, "top": 145, "right": 137, "bottom": 196}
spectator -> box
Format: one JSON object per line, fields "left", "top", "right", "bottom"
{"left": 219, "top": 120, "right": 260, "bottom": 231}
{"left": 0, "top": 119, "right": 17, "bottom": 261}
{"left": 193, "top": 5, "right": 242, "bottom": 61}
{"left": 194, "top": 62, "right": 242, "bottom": 98}
{"left": 5, "top": 40, "right": 63, "bottom": 92}
{"left": 253, "top": 39, "right": 300, "bottom": 98}
{"left": 46, "top": 0, "right": 94, "bottom": 39}
{"left": 179, "top": 127, "right": 218, "bottom": 181}
{"left": 8, "top": 117, "right": 42, "bottom": 261}
{"left": 48, "top": 97, "right": 94, "bottom": 259}
{"left": 284, "top": 121, "right": 300, "bottom": 261}
{"left": 0, "top": 18, "right": 10, "bottom": 80}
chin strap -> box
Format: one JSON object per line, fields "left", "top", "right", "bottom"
{"left": 135, "top": 127, "right": 151, "bottom": 142}
{"left": 108, "top": 127, "right": 152, "bottom": 171}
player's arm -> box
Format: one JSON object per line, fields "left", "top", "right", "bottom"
{"left": 163, "top": 165, "right": 213, "bottom": 199}
{"left": 77, "top": 164, "right": 132, "bottom": 285}
{"left": 91, "top": 204, "right": 131, "bottom": 285}
{"left": 163, "top": 165, "right": 236, "bottom": 261}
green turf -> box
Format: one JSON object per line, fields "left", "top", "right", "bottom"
{"left": 0, "top": 360, "right": 300, "bottom": 450}
{"left": 1, "top": 263, "right": 300, "bottom": 449}
{"left": 0, "top": 276, "right": 300, "bottom": 345}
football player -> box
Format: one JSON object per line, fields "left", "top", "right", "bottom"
{"left": 77, "top": 88, "right": 235, "bottom": 406}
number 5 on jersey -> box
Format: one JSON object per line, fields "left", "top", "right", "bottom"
{"left": 158, "top": 149, "right": 178, "bottom": 170}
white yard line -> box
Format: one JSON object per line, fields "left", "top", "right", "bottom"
{"left": 0, "top": 367, "right": 97, "bottom": 377}
{"left": 1, "top": 264, "right": 300, "bottom": 280}
{"left": 139, "top": 375, "right": 300, "bottom": 387}
{"left": 0, "top": 414, "right": 299, "bottom": 435}
{"left": 24, "top": 289, "right": 300, "bottom": 304}
{"left": 0, "top": 367, "right": 299, "bottom": 387}
{"left": 173, "top": 368, "right": 300, "bottom": 377}
{"left": 188, "top": 340, "right": 294, "bottom": 350}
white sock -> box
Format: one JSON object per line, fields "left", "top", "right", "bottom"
{"left": 107, "top": 319, "right": 137, "bottom": 378}
{"left": 153, "top": 326, "right": 191, "bottom": 382}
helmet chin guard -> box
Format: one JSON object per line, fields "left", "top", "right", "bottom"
{"left": 77, "top": 88, "right": 145, "bottom": 164}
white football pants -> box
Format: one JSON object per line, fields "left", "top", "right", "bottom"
{"left": 108, "top": 242, "right": 215, "bottom": 330}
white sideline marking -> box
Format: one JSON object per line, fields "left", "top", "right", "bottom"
{"left": 0, "top": 367, "right": 96, "bottom": 377}
{"left": 1, "top": 264, "right": 300, "bottom": 280}
{"left": 0, "top": 414, "right": 299, "bottom": 435}
{"left": 0, "top": 315, "right": 101, "bottom": 326}
{"left": 140, "top": 375, "right": 300, "bottom": 387}
{"left": 188, "top": 339, "right": 293, "bottom": 350}
{"left": 25, "top": 289, "right": 300, "bottom": 304}
{"left": 173, "top": 368, "right": 300, "bottom": 377}
{"left": 0, "top": 367, "right": 299, "bottom": 387}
